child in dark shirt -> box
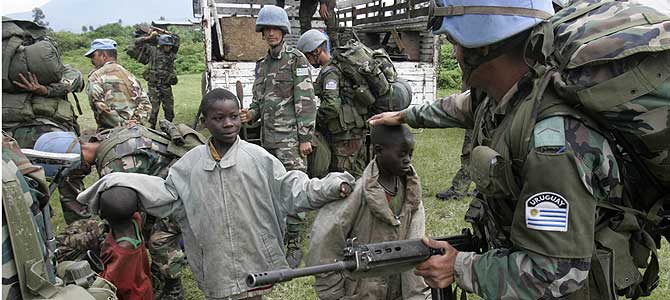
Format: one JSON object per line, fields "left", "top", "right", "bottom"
{"left": 98, "top": 186, "right": 153, "bottom": 300}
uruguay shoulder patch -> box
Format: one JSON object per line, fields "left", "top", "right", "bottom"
{"left": 525, "top": 192, "right": 569, "bottom": 232}
{"left": 325, "top": 79, "right": 337, "bottom": 90}
{"left": 296, "top": 67, "right": 309, "bottom": 76}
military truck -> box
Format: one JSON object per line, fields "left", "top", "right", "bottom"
{"left": 193, "top": 0, "right": 439, "bottom": 110}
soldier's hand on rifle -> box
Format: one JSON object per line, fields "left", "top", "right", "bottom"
{"left": 299, "top": 142, "right": 313, "bottom": 157}
{"left": 368, "top": 111, "right": 405, "bottom": 127}
{"left": 414, "top": 237, "right": 459, "bottom": 288}
{"left": 13, "top": 72, "right": 48, "bottom": 96}
{"left": 319, "top": 3, "right": 330, "bottom": 19}
{"left": 239, "top": 108, "right": 252, "bottom": 123}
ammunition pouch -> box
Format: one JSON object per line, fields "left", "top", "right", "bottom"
{"left": 2, "top": 92, "right": 34, "bottom": 123}
{"left": 32, "top": 96, "right": 76, "bottom": 124}
{"left": 325, "top": 103, "right": 366, "bottom": 135}
{"left": 469, "top": 146, "right": 515, "bottom": 200}
{"left": 307, "top": 131, "right": 331, "bottom": 178}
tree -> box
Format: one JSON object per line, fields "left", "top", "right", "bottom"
{"left": 82, "top": 25, "right": 88, "bottom": 32}
{"left": 118, "top": 19, "right": 123, "bottom": 24}
{"left": 32, "top": 7, "right": 49, "bottom": 27}
{"left": 159, "top": 16, "right": 166, "bottom": 21}
{"left": 89, "top": 25, "right": 95, "bottom": 32}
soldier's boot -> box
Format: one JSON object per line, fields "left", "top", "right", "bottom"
{"left": 285, "top": 230, "right": 303, "bottom": 269}
{"left": 161, "top": 277, "right": 184, "bottom": 300}
{"left": 436, "top": 186, "right": 466, "bottom": 201}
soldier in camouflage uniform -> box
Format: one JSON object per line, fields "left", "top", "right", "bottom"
{"left": 85, "top": 38, "right": 152, "bottom": 131}
{"left": 370, "top": 1, "right": 631, "bottom": 298}
{"left": 436, "top": 129, "right": 473, "bottom": 200}
{"left": 297, "top": 30, "right": 367, "bottom": 177}
{"left": 3, "top": 64, "right": 90, "bottom": 224}
{"left": 134, "top": 31, "right": 179, "bottom": 129}
{"left": 240, "top": 5, "right": 317, "bottom": 269}
{"left": 38, "top": 122, "right": 205, "bottom": 300}
{"left": 2, "top": 132, "right": 117, "bottom": 300}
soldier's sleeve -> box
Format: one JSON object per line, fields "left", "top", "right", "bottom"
{"left": 87, "top": 74, "right": 124, "bottom": 128}
{"left": 454, "top": 116, "right": 622, "bottom": 299}
{"left": 403, "top": 90, "right": 474, "bottom": 129}
{"left": 46, "top": 65, "right": 83, "bottom": 98}
{"left": 130, "top": 76, "right": 152, "bottom": 125}
{"left": 317, "top": 70, "right": 342, "bottom": 123}
{"left": 292, "top": 54, "right": 317, "bottom": 143}
{"left": 248, "top": 62, "right": 263, "bottom": 122}
{"left": 306, "top": 186, "right": 362, "bottom": 300}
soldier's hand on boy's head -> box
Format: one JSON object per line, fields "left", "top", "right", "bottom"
{"left": 239, "top": 109, "right": 251, "bottom": 123}
{"left": 299, "top": 142, "right": 313, "bottom": 157}
{"left": 368, "top": 111, "right": 404, "bottom": 126}
{"left": 339, "top": 182, "right": 353, "bottom": 198}
{"left": 414, "top": 237, "right": 459, "bottom": 289}
{"left": 13, "top": 72, "right": 48, "bottom": 96}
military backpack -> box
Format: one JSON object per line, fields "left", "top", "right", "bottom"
{"left": 516, "top": 1, "right": 670, "bottom": 298}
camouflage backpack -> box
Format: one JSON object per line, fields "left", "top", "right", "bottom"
{"left": 2, "top": 17, "right": 63, "bottom": 93}
{"left": 516, "top": 1, "right": 670, "bottom": 298}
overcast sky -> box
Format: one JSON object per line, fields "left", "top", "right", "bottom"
{"left": 3, "top": 0, "right": 52, "bottom": 14}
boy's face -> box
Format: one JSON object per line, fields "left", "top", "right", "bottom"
{"left": 204, "top": 99, "right": 241, "bottom": 145}
{"left": 377, "top": 143, "right": 414, "bottom": 177}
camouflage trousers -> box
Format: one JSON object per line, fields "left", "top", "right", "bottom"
{"left": 147, "top": 83, "right": 175, "bottom": 128}
{"left": 4, "top": 122, "right": 86, "bottom": 224}
{"left": 450, "top": 129, "right": 473, "bottom": 194}
{"left": 268, "top": 147, "right": 307, "bottom": 229}
{"left": 330, "top": 137, "right": 367, "bottom": 178}
{"left": 298, "top": 0, "right": 339, "bottom": 47}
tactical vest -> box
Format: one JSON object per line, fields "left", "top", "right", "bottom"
{"left": 314, "top": 64, "right": 368, "bottom": 137}
{"left": 2, "top": 94, "right": 77, "bottom": 125}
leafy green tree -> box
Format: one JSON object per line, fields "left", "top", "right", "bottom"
{"left": 82, "top": 25, "right": 88, "bottom": 32}
{"left": 32, "top": 7, "right": 49, "bottom": 27}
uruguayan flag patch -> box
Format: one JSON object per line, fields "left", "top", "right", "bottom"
{"left": 296, "top": 67, "right": 309, "bottom": 76}
{"left": 525, "top": 192, "right": 568, "bottom": 232}
{"left": 325, "top": 79, "right": 337, "bottom": 90}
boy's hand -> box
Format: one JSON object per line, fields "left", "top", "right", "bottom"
{"left": 339, "top": 182, "right": 353, "bottom": 198}
{"left": 240, "top": 109, "right": 252, "bottom": 123}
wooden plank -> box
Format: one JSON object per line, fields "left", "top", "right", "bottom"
{"left": 216, "top": 7, "right": 262, "bottom": 16}
{"left": 213, "top": 0, "right": 274, "bottom": 5}
{"left": 219, "top": 17, "right": 266, "bottom": 61}
{"left": 337, "top": 0, "right": 382, "bottom": 9}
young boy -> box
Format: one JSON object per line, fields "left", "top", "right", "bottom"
{"left": 98, "top": 186, "right": 153, "bottom": 300}
{"left": 306, "top": 125, "right": 429, "bottom": 300}
{"left": 77, "top": 88, "right": 354, "bottom": 300}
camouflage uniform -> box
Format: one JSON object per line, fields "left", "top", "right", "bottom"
{"left": 58, "top": 125, "right": 187, "bottom": 300}
{"left": 134, "top": 35, "right": 179, "bottom": 128}
{"left": 314, "top": 63, "right": 367, "bottom": 178}
{"left": 2, "top": 65, "right": 88, "bottom": 225}
{"left": 437, "top": 129, "right": 473, "bottom": 200}
{"left": 86, "top": 61, "right": 152, "bottom": 130}
{"left": 249, "top": 42, "right": 316, "bottom": 266}
{"left": 249, "top": 42, "right": 316, "bottom": 172}
{"left": 298, "top": 0, "right": 338, "bottom": 46}
{"left": 403, "top": 81, "right": 623, "bottom": 298}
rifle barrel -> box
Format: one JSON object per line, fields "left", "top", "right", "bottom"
{"left": 247, "top": 260, "right": 356, "bottom": 288}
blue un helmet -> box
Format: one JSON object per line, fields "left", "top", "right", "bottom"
{"left": 297, "top": 29, "right": 329, "bottom": 53}
{"left": 428, "top": 0, "right": 554, "bottom": 48}
{"left": 33, "top": 132, "right": 81, "bottom": 177}
{"left": 256, "top": 5, "right": 291, "bottom": 34}
{"left": 158, "top": 34, "right": 176, "bottom": 46}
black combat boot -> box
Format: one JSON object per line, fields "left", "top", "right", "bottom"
{"left": 436, "top": 186, "right": 466, "bottom": 201}
{"left": 161, "top": 277, "right": 184, "bottom": 300}
{"left": 285, "top": 231, "right": 303, "bottom": 269}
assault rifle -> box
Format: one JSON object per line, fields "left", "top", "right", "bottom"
{"left": 247, "top": 229, "right": 483, "bottom": 300}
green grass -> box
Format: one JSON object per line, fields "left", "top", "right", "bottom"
{"left": 48, "top": 74, "right": 670, "bottom": 299}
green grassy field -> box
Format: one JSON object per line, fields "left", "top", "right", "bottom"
{"left": 48, "top": 73, "right": 670, "bottom": 299}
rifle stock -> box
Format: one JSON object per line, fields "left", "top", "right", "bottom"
{"left": 247, "top": 229, "right": 481, "bottom": 299}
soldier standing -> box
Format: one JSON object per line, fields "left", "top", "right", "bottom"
{"left": 36, "top": 123, "right": 204, "bottom": 300}
{"left": 435, "top": 129, "right": 473, "bottom": 201}
{"left": 85, "top": 38, "right": 152, "bottom": 131}
{"left": 134, "top": 31, "right": 179, "bottom": 129}
{"left": 297, "top": 30, "right": 367, "bottom": 177}
{"left": 369, "top": 0, "right": 639, "bottom": 298}
{"left": 275, "top": 0, "right": 339, "bottom": 47}
{"left": 240, "top": 5, "right": 317, "bottom": 268}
